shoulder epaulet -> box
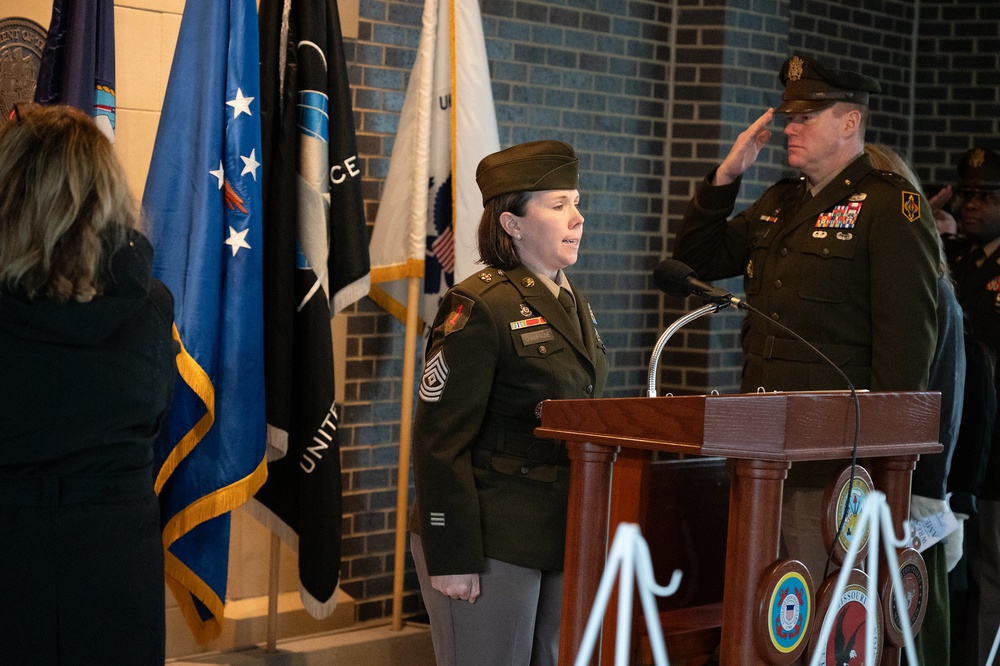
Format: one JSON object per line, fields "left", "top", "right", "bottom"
{"left": 459, "top": 267, "right": 510, "bottom": 296}
{"left": 869, "top": 168, "right": 914, "bottom": 190}
{"left": 763, "top": 175, "right": 806, "bottom": 194}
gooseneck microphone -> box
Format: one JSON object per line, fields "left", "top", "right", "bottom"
{"left": 653, "top": 258, "right": 746, "bottom": 309}
{"left": 650, "top": 258, "right": 861, "bottom": 581}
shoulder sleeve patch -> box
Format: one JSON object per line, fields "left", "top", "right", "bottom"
{"left": 901, "top": 190, "right": 921, "bottom": 223}
{"left": 444, "top": 294, "right": 475, "bottom": 335}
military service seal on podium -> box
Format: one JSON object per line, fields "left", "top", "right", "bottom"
{"left": 755, "top": 558, "right": 814, "bottom": 664}
{"left": 822, "top": 464, "right": 875, "bottom": 565}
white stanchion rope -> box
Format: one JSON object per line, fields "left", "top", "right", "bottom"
{"left": 807, "top": 490, "right": 919, "bottom": 666}
{"left": 574, "top": 522, "right": 682, "bottom": 666}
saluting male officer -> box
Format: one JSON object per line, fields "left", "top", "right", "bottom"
{"left": 408, "top": 140, "right": 608, "bottom": 666}
{"left": 673, "top": 56, "right": 941, "bottom": 582}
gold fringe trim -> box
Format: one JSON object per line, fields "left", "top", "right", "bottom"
{"left": 165, "top": 554, "right": 224, "bottom": 643}
{"left": 368, "top": 284, "right": 426, "bottom": 332}
{"left": 155, "top": 323, "right": 215, "bottom": 494}
{"left": 370, "top": 258, "right": 424, "bottom": 283}
{"left": 162, "top": 457, "right": 268, "bottom": 644}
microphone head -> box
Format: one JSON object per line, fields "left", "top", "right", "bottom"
{"left": 653, "top": 259, "right": 697, "bottom": 297}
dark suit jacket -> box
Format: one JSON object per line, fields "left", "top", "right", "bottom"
{"left": 409, "top": 264, "right": 608, "bottom": 575}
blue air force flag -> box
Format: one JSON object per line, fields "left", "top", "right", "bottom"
{"left": 142, "top": 0, "right": 268, "bottom": 644}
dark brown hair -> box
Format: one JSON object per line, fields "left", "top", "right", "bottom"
{"left": 477, "top": 190, "right": 532, "bottom": 270}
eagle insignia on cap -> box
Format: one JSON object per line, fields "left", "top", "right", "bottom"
{"left": 970, "top": 148, "right": 986, "bottom": 168}
{"left": 787, "top": 56, "right": 804, "bottom": 81}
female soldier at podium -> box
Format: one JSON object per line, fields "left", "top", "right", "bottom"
{"left": 408, "top": 140, "right": 608, "bottom": 666}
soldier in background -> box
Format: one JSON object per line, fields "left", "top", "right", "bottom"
{"left": 938, "top": 147, "right": 1000, "bottom": 665}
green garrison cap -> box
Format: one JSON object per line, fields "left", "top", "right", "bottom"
{"left": 775, "top": 55, "right": 881, "bottom": 114}
{"left": 956, "top": 147, "right": 1000, "bottom": 193}
{"left": 476, "top": 140, "right": 579, "bottom": 205}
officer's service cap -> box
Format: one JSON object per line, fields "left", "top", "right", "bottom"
{"left": 476, "top": 140, "right": 579, "bottom": 205}
{"left": 956, "top": 147, "right": 1000, "bottom": 193}
{"left": 775, "top": 55, "right": 881, "bottom": 114}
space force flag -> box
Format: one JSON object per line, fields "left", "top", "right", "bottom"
{"left": 142, "top": 0, "right": 268, "bottom": 643}
{"left": 251, "top": 0, "right": 371, "bottom": 618}
{"left": 34, "top": 0, "right": 116, "bottom": 140}
{"left": 367, "top": 0, "right": 500, "bottom": 322}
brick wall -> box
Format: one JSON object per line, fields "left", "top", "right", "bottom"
{"left": 335, "top": 0, "right": 998, "bottom": 624}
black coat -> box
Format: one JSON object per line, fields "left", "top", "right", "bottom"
{"left": 947, "top": 237, "right": 1000, "bottom": 502}
{"left": 409, "top": 264, "right": 608, "bottom": 575}
{"left": 0, "top": 232, "right": 176, "bottom": 664}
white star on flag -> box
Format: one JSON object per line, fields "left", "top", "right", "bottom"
{"left": 226, "top": 88, "right": 254, "bottom": 118}
{"left": 210, "top": 161, "right": 225, "bottom": 189}
{"left": 241, "top": 149, "right": 260, "bottom": 181}
{"left": 225, "top": 225, "right": 252, "bottom": 256}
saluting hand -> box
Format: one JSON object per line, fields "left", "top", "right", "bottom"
{"left": 713, "top": 108, "right": 774, "bottom": 186}
{"left": 930, "top": 184, "right": 958, "bottom": 235}
{"left": 431, "top": 573, "right": 482, "bottom": 603}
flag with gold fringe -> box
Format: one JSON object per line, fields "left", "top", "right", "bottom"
{"left": 367, "top": 0, "right": 500, "bottom": 323}
{"left": 142, "top": 0, "right": 268, "bottom": 643}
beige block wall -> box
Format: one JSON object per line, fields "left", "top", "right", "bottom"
{"left": 1, "top": 0, "right": 358, "bottom": 657}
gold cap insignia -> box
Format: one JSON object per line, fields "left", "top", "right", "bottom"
{"left": 787, "top": 56, "right": 804, "bottom": 82}
{"left": 970, "top": 148, "right": 986, "bottom": 168}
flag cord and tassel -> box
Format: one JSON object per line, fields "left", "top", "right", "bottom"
{"left": 391, "top": 276, "right": 423, "bottom": 630}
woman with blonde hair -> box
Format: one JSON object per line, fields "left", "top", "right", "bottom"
{"left": 0, "top": 104, "right": 176, "bottom": 664}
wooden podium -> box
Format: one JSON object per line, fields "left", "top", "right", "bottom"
{"left": 535, "top": 390, "right": 941, "bottom": 666}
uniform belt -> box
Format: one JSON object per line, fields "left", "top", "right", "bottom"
{"left": 0, "top": 467, "right": 154, "bottom": 507}
{"left": 745, "top": 332, "right": 871, "bottom": 365}
{"left": 476, "top": 413, "right": 567, "bottom": 466}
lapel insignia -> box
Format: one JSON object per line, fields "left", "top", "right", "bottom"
{"left": 521, "top": 276, "right": 535, "bottom": 288}
{"left": 519, "top": 302, "right": 533, "bottom": 317}
{"left": 510, "top": 316, "right": 548, "bottom": 330}
{"left": 746, "top": 259, "right": 754, "bottom": 279}
{"left": 902, "top": 191, "right": 921, "bottom": 223}
{"left": 986, "top": 276, "right": 1000, "bottom": 292}
{"left": 815, "top": 201, "right": 862, "bottom": 228}
{"left": 849, "top": 193, "right": 867, "bottom": 202}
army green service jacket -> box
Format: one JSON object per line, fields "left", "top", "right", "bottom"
{"left": 674, "top": 154, "right": 940, "bottom": 393}
{"left": 409, "top": 264, "right": 608, "bottom": 575}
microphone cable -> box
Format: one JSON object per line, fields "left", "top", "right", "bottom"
{"left": 737, "top": 300, "right": 862, "bottom": 582}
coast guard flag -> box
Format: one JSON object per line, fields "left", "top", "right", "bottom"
{"left": 251, "top": 0, "right": 371, "bottom": 618}
{"left": 143, "top": 0, "right": 268, "bottom": 643}
{"left": 34, "top": 0, "right": 116, "bottom": 140}
{"left": 368, "top": 0, "right": 500, "bottom": 322}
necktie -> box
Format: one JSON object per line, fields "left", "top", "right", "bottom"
{"left": 558, "top": 287, "right": 583, "bottom": 338}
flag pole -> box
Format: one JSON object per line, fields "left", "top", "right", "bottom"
{"left": 266, "top": 532, "right": 280, "bottom": 650}
{"left": 392, "top": 275, "right": 423, "bottom": 630}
